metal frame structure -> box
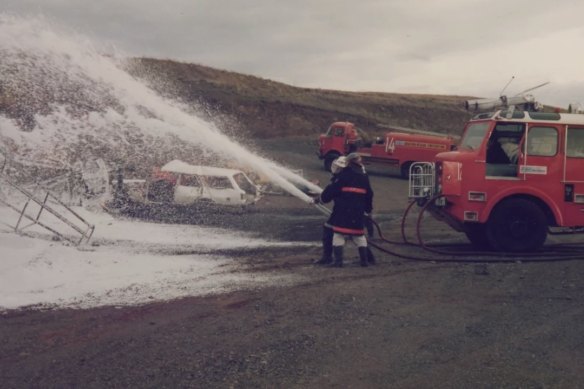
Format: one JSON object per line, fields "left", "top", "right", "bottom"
{"left": 408, "top": 162, "right": 435, "bottom": 199}
{"left": 0, "top": 173, "right": 95, "bottom": 246}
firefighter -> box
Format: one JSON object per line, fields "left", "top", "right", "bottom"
{"left": 314, "top": 156, "right": 347, "bottom": 265}
{"left": 317, "top": 153, "right": 374, "bottom": 267}
{"left": 314, "top": 156, "right": 376, "bottom": 266}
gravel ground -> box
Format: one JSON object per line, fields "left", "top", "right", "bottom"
{"left": 2, "top": 253, "right": 584, "bottom": 388}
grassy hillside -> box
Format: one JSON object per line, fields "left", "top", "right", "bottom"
{"left": 125, "top": 58, "right": 474, "bottom": 138}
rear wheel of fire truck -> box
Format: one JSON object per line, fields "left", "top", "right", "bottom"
{"left": 486, "top": 198, "right": 547, "bottom": 252}
{"left": 463, "top": 223, "right": 491, "bottom": 250}
{"left": 400, "top": 162, "right": 412, "bottom": 179}
{"left": 323, "top": 153, "right": 340, "bottom": 172}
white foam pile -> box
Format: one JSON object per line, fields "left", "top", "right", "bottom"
{"left": 0, "top": 205, "right": 313, "bottom": 311}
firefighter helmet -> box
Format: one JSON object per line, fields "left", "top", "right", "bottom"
{"left": 331, "top": 156, "right": 347, "bottom": 174}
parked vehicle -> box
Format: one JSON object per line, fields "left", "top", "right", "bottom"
{"left": 317, "top": 121, "right": 455, "bottom": 178}
{"left": 409, "top": 109, "right": 584, "bottom": 252}
{"left": 146, "top": 160, "right": 259, "bottom": 206}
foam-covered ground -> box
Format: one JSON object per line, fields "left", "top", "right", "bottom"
{"left": 0, "top": 206, "right": 313, "bottom": 310}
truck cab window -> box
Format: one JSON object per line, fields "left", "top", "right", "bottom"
{"left": 486, "top": 123, "right": 524, "bottom": 164}
{"left": 485, "top": 123, "right": 524, "bottom": 177}
{"left": 325, "top": 126, "right": 342, "bottom": 136}
{"left": 526, "top": 126, "right": 557, "bottom": 157}
{"left": 460, "top": 122, "right": 489, "bottom": 150}
{"left": 486, "top": 137, "right": 511, "bottom": 164}
{"left": 499, "top": 137, "right": 520, "bottom": 164}
{"left": 566, "top": 128, "right": 584, "bottom": 158}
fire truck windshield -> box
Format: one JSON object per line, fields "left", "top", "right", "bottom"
{"left": 460, "top": 122, "right": 489, "bottom": 150}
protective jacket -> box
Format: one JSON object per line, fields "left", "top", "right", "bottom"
{"left": 320, "top": 165, "right": 373, "bottom": 235}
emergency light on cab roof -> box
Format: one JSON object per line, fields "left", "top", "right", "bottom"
{"left": 409, "top": 108, "right": 584, "bottom": 253}
{"left": 317, "top": 121, "right": 455, "bottom": 178}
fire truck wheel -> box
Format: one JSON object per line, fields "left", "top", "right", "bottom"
{"left": 400, "top": 162, "right": 412, "bottom": 179}
{"left": 463, "top": 223, "right": 491, "bottom": 250}
{"left": 324, "top": 154, "right": 340, "bottom": 172}
{"left": 486, "top": 198, "right": 547, "bottom": 252}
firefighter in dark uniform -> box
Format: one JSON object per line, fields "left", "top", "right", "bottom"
{"left": 317, "top": 153, "right": 374, "bottom": 267}
{"left": 314, "top": 156, "right": 376, "bottom": 266}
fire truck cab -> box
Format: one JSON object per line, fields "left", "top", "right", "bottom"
{"left": 318, "top": 121, "right": 455, "bottom": 178}
{"left": 410, "top": 109, "right": 584, "bottom": 252}
{"left": 317, "top": 122, "right": 363, "bottom": 171}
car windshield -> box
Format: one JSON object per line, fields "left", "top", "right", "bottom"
{"left": 460, "top": 122, "right": 490, "bottom": 150}
{"left": 325, "top": 126, "right": 344, "bottom": 136}
{"left": 233, "top": 173, "right": 257, "bottom": 195}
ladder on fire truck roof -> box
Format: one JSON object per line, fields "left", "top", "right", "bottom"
{"left": 0, "top": 151, "right": 95, "bottom": 245}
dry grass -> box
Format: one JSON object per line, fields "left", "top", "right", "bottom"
{"left": 126, "top": 58, "right": 475, "bottom": 138}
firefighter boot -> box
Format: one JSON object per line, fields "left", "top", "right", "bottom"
{"left": 358, "top": 247, "right": 369, "bottom": 267}
{"left": 331, "top": 246, "right": 344, "bottom": 268}
{"left": 315, "top": 226, "right": 333, "bottom": 265}
{"left": 367, "top": 247, "right": 376, "bottom": 265}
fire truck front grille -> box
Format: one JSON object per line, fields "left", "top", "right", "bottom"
{"left": 409, "top": 162, "right": 435, "bottom": 199}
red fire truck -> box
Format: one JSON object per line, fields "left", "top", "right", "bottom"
{"left": 409, "top": 109, "right": 584, "bottom": 252}
{"left": 318, "top": 121, "right": 455, "bottom": 178}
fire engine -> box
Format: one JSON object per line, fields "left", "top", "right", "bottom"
{"left": 409, "top": 108, "right": 584, "bottom": 252}
{"left": 317, "top": 121, "right": 455, "bottom": 178}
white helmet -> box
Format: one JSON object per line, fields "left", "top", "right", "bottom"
{"left": 331, "top": 156, "right": 348, "bottom": 174}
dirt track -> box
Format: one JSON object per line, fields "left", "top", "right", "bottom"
{"left": 2, "top": 138, "right": 584, "bottom": 388}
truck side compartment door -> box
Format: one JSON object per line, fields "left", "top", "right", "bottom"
{"left": 563, "top": 126, "right": 584, "bottom": 225}
{"left": 518, "top": 125, "right": 564, "bottom": 219}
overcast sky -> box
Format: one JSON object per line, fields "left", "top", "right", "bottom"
{"left": 3, "top": 0, "right": 584, "bottom": 108}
